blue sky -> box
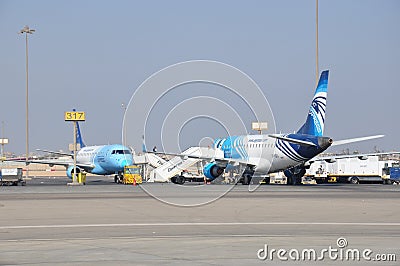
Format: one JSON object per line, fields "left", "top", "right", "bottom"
{"left": 0, "top": 0, "right": 399, "bottom": 155}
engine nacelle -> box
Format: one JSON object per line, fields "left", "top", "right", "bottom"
{"left": 203, "top": 163, "right": 225, "bottom": 181}
{"left": 66, "top": 165, "right": 81, "bottom": 179}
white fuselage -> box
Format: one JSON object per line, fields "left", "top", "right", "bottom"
{"left": 215, "top": 134, "right": 307, "bottom": 175}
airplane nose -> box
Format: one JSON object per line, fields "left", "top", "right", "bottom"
{"left": 120, "top": 159, "right": 129, "bottom": 168}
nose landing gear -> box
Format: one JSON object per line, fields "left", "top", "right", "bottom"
{"left": 114, "top": 173, "right": 123, "bottom": 184}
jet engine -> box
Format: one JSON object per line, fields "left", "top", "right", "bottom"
{"left": 66, "top": 165, "right": 81, "bottom": 179}
{"left": 203, "top": 162, "right": 225, "bottom": 180}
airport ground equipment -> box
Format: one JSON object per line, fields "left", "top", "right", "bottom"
{"left": 382, "top": 163, "right": 400, "bottom": 184}
{"left": 305, "top": 156, "right": 398, "bottom": 184}
{"left": 133, "top": 153, "right": 166, "bottom": 168}
{"left": 122, "top": 165, "right": 143, "bottom": 185}
{"left": 76, "top": 172, "right": 86, "bottom": 184}
{"left": 0, "top": 168, "right": 26, "bottom": 186}
{"left": 148, "top": 147, "right": 214, "bottom": 183}
{"left": 171, "top": 171, "right": 205, "bottom": 185}
{"left": 259, "top": 172, "right": 317, "bottom": 185}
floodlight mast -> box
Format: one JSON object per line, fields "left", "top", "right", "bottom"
{"left": 19, "top": 25, "right": 35, "bottom": 179}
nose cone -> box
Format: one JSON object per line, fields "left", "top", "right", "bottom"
{"left": 120, "top": 159, "right": 130, "bottom": 168}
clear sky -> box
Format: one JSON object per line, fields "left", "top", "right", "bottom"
{"left": 0, "top": 0, "right": 399, "bottom": 155}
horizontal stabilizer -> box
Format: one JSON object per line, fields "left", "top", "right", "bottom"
{"left": 268, "top": 134, "right": 317, "bottom": 147}
{"left": 332, "top": 135, "right": 384, "bottom": 146}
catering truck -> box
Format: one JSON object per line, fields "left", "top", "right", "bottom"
{"left": 305, "top": 156, "right": 398, "bottom": 184}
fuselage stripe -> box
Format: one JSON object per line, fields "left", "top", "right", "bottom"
{"left": 276, "top": 140, "right": 303, "bottom": 162}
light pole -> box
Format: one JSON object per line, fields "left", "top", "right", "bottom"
{"left": 316, "top": 0, "right": 319, "bottom": 85}
{"left": 19, "top": 25, "right": 35, "bottom": 178}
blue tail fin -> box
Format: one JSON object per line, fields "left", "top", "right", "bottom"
{"left": 72, "top": 108, "right": 85, "bottom": 148}
{"left": 142, "top": 135, "right": 147, "bottom": 152}
{"left": 76, "top": 122, "right": 86, "bottom": 148}
{"left": 297, "top": 70, "right": 329, "bottom": 136}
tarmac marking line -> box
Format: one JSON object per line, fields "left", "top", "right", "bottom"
{"left": 1, "top": 222, "right": 400, "bottom": 230}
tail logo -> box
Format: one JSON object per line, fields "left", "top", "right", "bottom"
{"left": 297, "top": 70, "right": 329, "bottom": 137}
{"left": 309, "top": 94, "right": 326, "bottom": 135}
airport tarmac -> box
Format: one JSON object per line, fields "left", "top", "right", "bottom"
{"left": 0, "top": 177, "right": 399, "bottom": 265}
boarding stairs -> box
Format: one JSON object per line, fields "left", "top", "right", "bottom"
{"left": 132, "top": 153, "right": 167, "bottom": 168}
{"left": 147, "top": 146, "right": 218, "bottom": 182}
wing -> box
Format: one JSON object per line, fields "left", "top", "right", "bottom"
{"left": 36, "top": 149, "right": 73, "bottom": 157}
{"left": 2, "top": 158, "right": 95, "bottom": 172}
{"left": 148, "top": 151, "right": 256, "bottom": 167}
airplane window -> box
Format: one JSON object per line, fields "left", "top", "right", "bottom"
{"left": 111, "top": 150, "right": 131, "bottom": 154}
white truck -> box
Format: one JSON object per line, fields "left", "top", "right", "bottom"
{"left": 0, "top": 168, "right": 26, "bottom": 186}
{"left": 305, "top": 156, "right": 397, "bottom": 184}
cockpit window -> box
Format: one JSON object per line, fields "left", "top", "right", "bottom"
{"left": 111, "top": 150, "right": 131, "bottom": 154}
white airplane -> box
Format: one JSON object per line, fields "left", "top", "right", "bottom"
{"left": 7, "top": 122, "right": 133, "bottom": 182}
{"left": 153, "top": 70, "right": 384, "bottom": 185}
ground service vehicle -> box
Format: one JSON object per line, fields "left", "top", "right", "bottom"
{"left": 0, "top": 168, "right": 26, "bottom": 186}
{"left": 171, "top": 171, "right": 206, "bottom": 185}
{"left": 122, "top": 165, "right": 143, "bottom": 185}
{"left": 305, "top": 156, "right": 398, "bottom": 184}
{"left": 382, "top": 163, "right": 400, "bottom": 184}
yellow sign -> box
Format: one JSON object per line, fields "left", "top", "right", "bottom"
{"left": 65, "top": 111, "right": 86, "bottom": 121}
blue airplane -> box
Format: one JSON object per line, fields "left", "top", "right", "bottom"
{"left": 23, "top": 122, "right": 133, "bottom": 182}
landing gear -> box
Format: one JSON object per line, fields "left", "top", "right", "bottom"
{"left": 287, "top": 176, "right": 302, "bottom": 185}
{"left": 240, "top": 167, "right": 256, "bottom": 185}
{"left": 241, "top": 174, "right": 252, "bottom": 185}
{"left": 284, "top": 166, "right": 306, "bottom": 186}
{"left": 114, "top": 173, "right": 123, "bottom": 184}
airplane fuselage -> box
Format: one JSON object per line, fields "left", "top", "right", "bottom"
{"left": 214, "top": 133, "right": 332, "bottom": 175}
{"left": 75, "top": 144, "right": 133, "bottom": 175}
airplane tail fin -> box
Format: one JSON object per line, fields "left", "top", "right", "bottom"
{"left": 76, "top": 122, "right": 86, "bottom": 148}
{"left": 71, "top": 108, "right": 86, "bottom": 148}
{"left": 297, "top": 70, "right": 329, "bottom": 136}
{"left": 142, "top": 135, "right": 147, "bottom": 152}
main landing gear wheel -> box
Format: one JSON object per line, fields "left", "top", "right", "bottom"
{"left": 287, "top": 176, "right": 302, "bottom": 185}
{"left": 242, "top": 174, "right": 252, "bottom": 185}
